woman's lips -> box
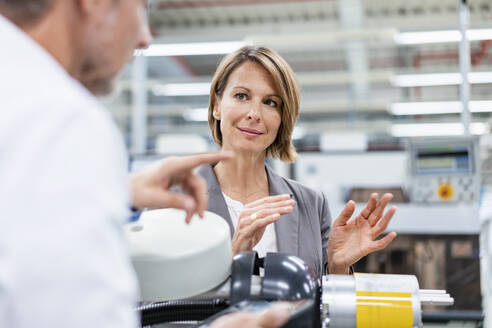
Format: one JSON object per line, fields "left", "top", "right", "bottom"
{"left": 238, "top": 127, "right": 263, "bottom": 137}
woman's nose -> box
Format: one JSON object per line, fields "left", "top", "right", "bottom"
{"left": 246, "top": 102, "right": 261, "bottom": 122}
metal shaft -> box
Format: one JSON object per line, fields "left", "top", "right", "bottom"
{"left": 419, "top": 289, "right": 454, "bottom": 306}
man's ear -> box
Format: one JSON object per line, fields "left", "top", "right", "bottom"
{"left": 75, "top": 0, "right": 106, "bottom": 18}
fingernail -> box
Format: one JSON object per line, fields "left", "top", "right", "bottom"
{"left": 272, "top": 302, "right": 295, "bottom": 311}
{"left": 289, "top": 193, "right": 293, "bottom": 199}
{"left": 184, "top": 198, "right": 194, "bottom": 212}
{"left": 269, "top": 302, "right": 294, "bottom": 322}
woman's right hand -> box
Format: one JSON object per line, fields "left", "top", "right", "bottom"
{"left": 231, "top": 194, "right": 294, "bottom": 256}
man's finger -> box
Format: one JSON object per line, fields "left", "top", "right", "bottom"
{"left": 367, "top": 193, "right": 393, "bottom": 226}
{"left": 147, "top": 190, "right": 197, "bottom": 223}
{"left": 334, "top": 200, "right": 356, "bottom": 226}
{"left": 210, "top": 304, "right": 289, "bottom": 328}
{"left": 255, "top": 303, "right": 291, "bottom": 327}
{"left": 210, "top": 313, "right": 252, "bottom": 328}
{"left": 176, "top": 151, "right": 234, "bottom": 172}
{"left": 183, "top": 173, "right": 208, "bottom": 218}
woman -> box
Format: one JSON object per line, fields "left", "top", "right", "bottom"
{"left": 199, "top": 46, "right": 397, "bottom": 276}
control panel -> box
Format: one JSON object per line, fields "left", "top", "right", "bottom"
{"left": 407, "top": 136, "right": 480, "bottom": 203}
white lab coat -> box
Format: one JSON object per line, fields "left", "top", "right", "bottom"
{"left": 0, "top": 15, "right": 139, "bottom": 327}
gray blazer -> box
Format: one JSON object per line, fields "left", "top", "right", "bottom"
{"left": 198, "top": 164, "right": 331, "bottom": 277}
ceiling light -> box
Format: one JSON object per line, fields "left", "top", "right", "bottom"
{"left": 139, "top": 41, "right": 245, "bottom": 57}
{"left": 391, "top": 122, "right": 488, "bottom": 137}
{"left": 468, "top": 29, "right": 492, "bottom": 41}
{"left": 395, "top": 29, "right": 492, "bottom": 45}
{"left": 469, "top": 72, "right": 492, "bottom": 84}
{"left": 393, "top": 72, "right": 492, "bottom": 87}
{"left": 152, "top": 82, "right": 211, "bottom": 96}
{"left": 393, "top": 73, "right": 461, "bottom": 87}
{"left": 182, "top": 108, "right": 208, "bottom": 122}
{"left": 292, "top": 126, "right": 307, "bottom": 140}
{"left": 391, "top": 101, "right": 461, "bottom": 115}
{"left": 390, "top": 100, "right": 492, "bottom": 116}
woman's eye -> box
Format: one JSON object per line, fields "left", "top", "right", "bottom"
{"left": 265, "top": 99, "right": 278, "bottom": 108}
{"left": 235, "top": 93, "right": 247, "bottom": 101}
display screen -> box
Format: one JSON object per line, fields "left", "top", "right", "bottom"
{"left": 348, "top": 187, "right": 408, "bottom": 203}
{"left": 415, "top": 145, "right": 472, "bottom": 175}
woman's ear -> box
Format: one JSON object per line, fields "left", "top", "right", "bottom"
{"left": 213, "top": 101, "right": 221, "bottom": 120}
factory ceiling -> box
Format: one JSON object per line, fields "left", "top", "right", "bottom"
{"left": 108, "top": 0, "right": 492, "bottom": 145}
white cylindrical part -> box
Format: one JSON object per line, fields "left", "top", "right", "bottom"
{"left": 126, "top": 209, "right": 232, "bottom": 301}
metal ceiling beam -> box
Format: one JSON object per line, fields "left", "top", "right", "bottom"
{"left": 338, "top": 0, "right": 370, "bottom": 116}
{"left": 155, "top": 0, "right": 335, "bottom": 10}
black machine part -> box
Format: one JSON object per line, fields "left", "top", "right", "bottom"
{"left": 263, "top": 253, "right": 321, "bottom": 328}
{"left": 137, "top": 299, "right": 229, "bottom": 327}
{"left": 136, "top": 252, "right": 321, "bottom": 327}
{"left": 230, "top": 251, "right": 260, "bottom": 305}
{"left": 195, "top": 252, "right": 321, "bottom": 328}
{"left": 263, "top": 253, "right": 319, "bottom": 300}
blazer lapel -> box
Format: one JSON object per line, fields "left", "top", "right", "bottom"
{"left": 266, "top": 165, "right": 299, "bottom": 257}
{"left": 198, "top": 164, "right": 234, "bottom": 237}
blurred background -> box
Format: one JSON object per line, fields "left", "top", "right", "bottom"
{"left": 106, "top": 0, "right": 492, "bottom": 153}
{"left": 105, "top": 1, "right": 492, "bottom": 325}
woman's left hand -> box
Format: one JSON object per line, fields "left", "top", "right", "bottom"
{"left": 327, "top": 193, "right": 397, "bottom": 274}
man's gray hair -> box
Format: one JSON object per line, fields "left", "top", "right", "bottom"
{"left": 0, "top": 0, "right": 54, "bottom": 26}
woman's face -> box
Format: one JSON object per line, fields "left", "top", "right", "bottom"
{"left": 213, "top": 61, "right": 282, "bottom": 156}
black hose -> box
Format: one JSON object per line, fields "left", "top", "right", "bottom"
{"left": 136, "top": 299, "right": 229, "bottom": 326}
{"left": 422, "top": 310, "right": 484, "bottom": 323}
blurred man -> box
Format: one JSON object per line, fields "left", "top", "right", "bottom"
{"left": 0, "top": 0, "right": 288, "bottom": 327}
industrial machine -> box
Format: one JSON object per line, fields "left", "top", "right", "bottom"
{"left": 294, "top": 136, "right": 481, "bottom": 233}
{"left": 293, "top": 136, "right": 482, "bottom": 315}
{"left": 126, "top": 209, "right": 453, "bottom": 327}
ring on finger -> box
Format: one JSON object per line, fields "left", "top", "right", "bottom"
{"left": 250, "top": 212, "right": 258, "bottom": 221}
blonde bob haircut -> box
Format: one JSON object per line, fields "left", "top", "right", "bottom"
{"left": 208, "top": 46, "right": 300, "bottom": 163}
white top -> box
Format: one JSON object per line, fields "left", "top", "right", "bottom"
{"left": 0, "top": 15, "right": 138, "bottom": 328}
{"left": 222, "top": 193, "right": 278, "bottom": 258}
{"left": 126, "top": 209, "right": 232, "bottom": 301}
